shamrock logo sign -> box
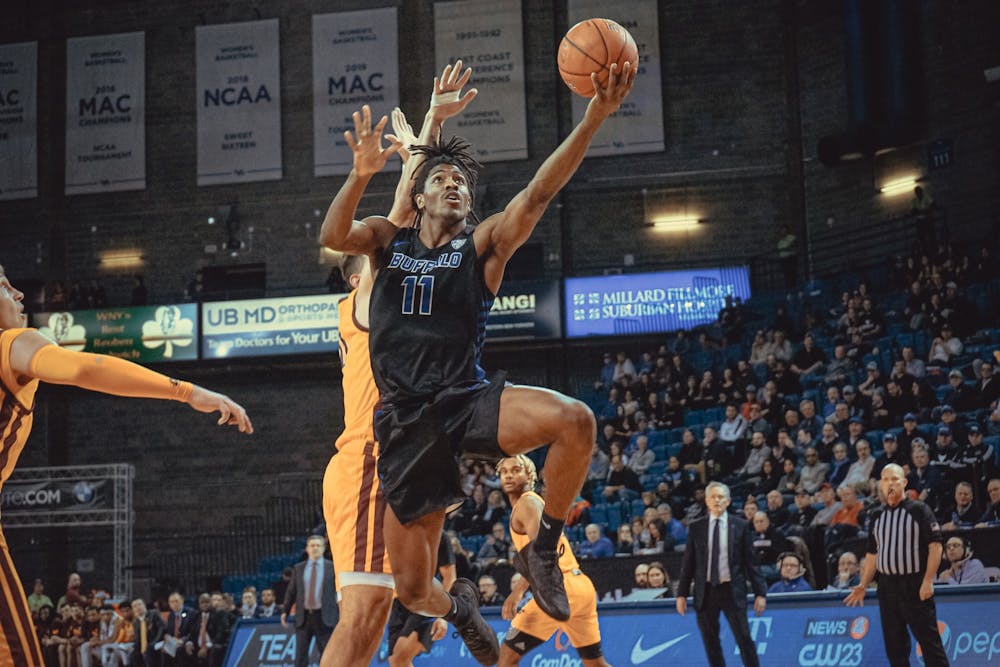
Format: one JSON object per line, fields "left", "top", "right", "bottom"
{"left": 141, "top": 306, "right": 194, "bottom": 358}
{"left": 38, "top": 313, "right": 87, "bottom": 351}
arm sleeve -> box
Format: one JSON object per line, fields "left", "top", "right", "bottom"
{"left": 28, "top": 344, "right": 193, "bottom": 402}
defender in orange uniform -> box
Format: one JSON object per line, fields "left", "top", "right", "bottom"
{"left": 497, "top": 455, "right": 611, "bottom": 667}
{"left": 0, "top": 265, "right": 252, "bottom": 667}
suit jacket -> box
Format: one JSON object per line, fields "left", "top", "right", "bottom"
{"left": 163, "top": 607, "right": 195, "bottom": 643}
{"left": 284, "top": 558, "right": 338, "bottom": 628}
{"left": 677, "top": 513, "right": 767, "bottom": 611}
{"left": 132, "top": 610, "right": 166, "bottom": 653}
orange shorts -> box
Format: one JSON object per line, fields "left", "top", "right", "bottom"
{"left": 322, "top": 441, "right": 393, "bottom": 592}
{"left": 0, "top": 527, "right": 45, "bottom": 667}
{"left": 510, "top": 569, "right": 601, "bottom": 649}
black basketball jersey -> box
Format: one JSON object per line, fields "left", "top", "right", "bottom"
{"left": 369, "top": 226, "right": 495, "bottom": 403}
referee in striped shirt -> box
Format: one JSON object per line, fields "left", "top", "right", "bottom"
{"left": 844, "top": 464, "right": 949, "bottom": 666}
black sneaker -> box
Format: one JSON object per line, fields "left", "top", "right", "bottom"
{"left": 449, "top": 578, "right": 499, "bottom": 666}
{"left": 512, "top": 541, "right": 570, "bottom": 621}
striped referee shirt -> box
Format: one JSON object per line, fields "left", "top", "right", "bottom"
{"left": 866, "top": 499, "right": 942, "bottom": 576}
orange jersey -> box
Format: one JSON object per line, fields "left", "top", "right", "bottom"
{"left": 334, "top": 292, "right": 378, "bottom": 455}
{"left": 0, "top": 329, "right": 39, "bottom": 495}
{"left": 510, "top": 492, "right": 580, "bottom": 573}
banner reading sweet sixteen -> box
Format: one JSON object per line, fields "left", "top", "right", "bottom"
{"left": 65, "top": 32, "right": 146, "bottom": 195}
{"left": 0, "top": 42, "right": 37, "bottom": 201}
{"left": 201, "top": 294, "right": 345, "bottom": 358}
{"left": 567, "top": 0, "right": 664, "bottom": 156}
{"left": 196, "top": 19, "right": 282, "bottom": 185}
{"left": 33, "top": 305, "right": 197, "bottom": 362}
{"left": 564, "top": 267, "right": 751, "bottom": 337}
{"left": 434, "top": 0, "right": 527, "bottom": 162}
{"left": 313, "top": 8, "right": 399, "bottom": 177}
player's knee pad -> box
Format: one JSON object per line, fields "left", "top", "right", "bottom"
{"left": 577, "top": 642, "right": 604, "bottom": 660}
{"left": 503, "top": 627, "right": 546, "bottom": 656}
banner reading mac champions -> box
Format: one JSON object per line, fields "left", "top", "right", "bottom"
{"left": 196, "top": 19, "right": 282, "bottom": 185}
{"left": 0, "top": 42, "right": 37, "bottom": 201}
{"left": 567, "top": 0, "right": 664, "bottom": 157}
{"left": 65, "top": 32, "right": 145, "bottom": 195}
{"left": 313, "top": 8, "right": 399, "bottom": 177}
{"left": 434, "top": 0, "right": 527, "bottom": 162}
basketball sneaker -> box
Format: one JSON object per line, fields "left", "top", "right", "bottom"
{"left": 512, "top": 541, "right": 570, "bottom": 621}
{"left": 449, "top": 578, "right": 499, "bottom": 665}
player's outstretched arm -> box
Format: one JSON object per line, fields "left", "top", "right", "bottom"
{"left": 319, "top": 105, "right": 401, "bottom": 255}
{"left": 10, "top": 330, "right": 253, "bottom": 433}
{"left": 478, "top": 61, "right": 635, "bottom": 265}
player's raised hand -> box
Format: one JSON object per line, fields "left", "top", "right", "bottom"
{"left": 431, "top": 59, "right": 478, "bottom": 122}
{"left": 186, "top": 385, "right": 254, "bottom": 434}
{"left": 344, "top": 104, "right": 402, "bottom": 178}
{"left": 587, "top": 61, "right": 635, "bottom": 120}
{"left": 390, "top": 107, "right": 417, "bottom": 163}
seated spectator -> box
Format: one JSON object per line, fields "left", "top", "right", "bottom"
{"left": 973, "top": 361, "right": 999, "bottom": 410}
{"left": 810, "top": 483, "right": 842, "bottom": 528}
{"left": 960, "top": 425, "right": 995, "bottom": 494}
{"left": 656, "top": 503, "right": 687, "bottom": 545}
{"left": 719, "top": 403, "right": 749, "bottom": 450}
{"left": 726, "top": 431, "right": 769, "bottom": 490}
{"left": 791, "top": 334, "right": 826, "bottom": 384}
{"left": 28, "top": 579, "right": 53, "bottom": 615}
{"left": 742, "top": 497, "right": 759, "bottom": 522}
{"left": 798, "top": 399, "right": 824, "bottom": 437}
{"left": 872, "top": 433, "right": 908, "bottom": 480}
{"left": 238, "top": 590, "right": 258, "bottom": 619}
{"left": 827, "top": 443, "right": 851, "bottom": 488}
{"left": 701, "top": 426, "right": 730, "bottom": 481}
{"left": 784, "top": 487, "right": 818, "bottom": 536}
{"left": 768, "top": 552, "right": 813, "bottom": 593}
{"left": 843, "top": 440, "right": 875, "bottom": 495}
{"left": 747, "top": 402, "right": 772, "bottom": 440}
{"left": 612, "top": 351, "right": 637, "bottom": 388}
{"left": 826, "top": 552, "right": 861, "bottom": 591}
{"left": 647, "top": 562, "right": 676, "bottom": 598}
{"left": 615, "top": 524, "right": 636, "bottom": 555}
{"left": 800, "top": 447, "right": 829, "bottom": 494}
{"left": 718, "top": 368, "right": 743, "bottom": 405}
{"left": 597, "top": 388, "right": 622, "bottom": 427}
{"left": 868, "top": 391, "right": 893, "bottom": 430}
{"left": 776, "top": 457, "right": 801, "bottom": 496}
{"left": 942, "top": 481, "right": 979, "bottom": 528}
{"left": 677, "top": 429, "right": 703, "bottom": 479}
{"left": 256, "top": 589, "right": 281, "bottom": 618}
{"left": 476, "top": 522, "right": 512, "bottom": 569}
{"left": 771, "top": 359, "right": 801, "bottom": 396}
{"left": 821, "top": 386, "right": 841, "bottom": 419}
{"left": 635, "top": 518, "right": 672, "bottom": 555}
{"left": 908, "top": 444, "right": 945, "bottom": 514}
{"left": 604, "top": 454, "right": 642, "bottom": 502}
{"left": 626, "top": 435, "right": 656, "bottom": 476}
{"left": 825, "top": 485, "right": 865, "bottom": 552}
{"left": 749, "top": 458, "right": 780, "bottom": 497}
{"left": 928, "top": 324, "right": 963, "bottom": 365}
{"left": 478, "top": 575, "right": 504, "bottom": 606}
{"left": 578, "top": 523, "right": 615, "bottom": 559}
{"left": 57, "top": 572, "right": 88, "bottom": 611}
{"left": 936, "top": 537, "right": 989, "bottom": 585}
{"left": 749, "top": 331, "right": 769, "bottom": 366}
{"left": 633, "top": 563, "right": 650, "bottom": 591}
{"left": 943, "top": 369, "right": 975, "bottom": 412}
{"left": 766, "top": 329, "right": 793, "bottom": 362}
{"left": 584, "top": 441, "right": 610, "bottom": 496}
{"left": 595, "top": 352, "right": 615, "bottom": 390}
{"left": 750, "top": 512, "right": 787, "bottom": 584}
{"left": 824, "top": 346, "right": 856, "bottom": 387}
{"left": 975, "top": 478, "right": 1000, "bottom": 526}
{"left": 902, "top": 345, "right": 926, "bottom": 379}
{"left": 765, "top": 488, "right": 791, "bottom": 527}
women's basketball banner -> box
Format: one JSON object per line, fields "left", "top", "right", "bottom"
{"left": 196, "top": 19, "right": 282, "bottom": 186}
{"left": 567, "top": 0, "right": 664, "bottom": 156}
{"left": 434, "top": 0, "right": 527, "bottom": 162}
{"left": 0, "top": 42, "right": 37, "bottom": 201}
{"left": 65, "top": 32, "right": 146, "bottom": 195}
{"left": 313, "top": 8, "right": 400, "bottom": 177}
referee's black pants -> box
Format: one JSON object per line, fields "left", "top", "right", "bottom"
{"left": 877, "top": 574, "right": 949, "bottom": 667}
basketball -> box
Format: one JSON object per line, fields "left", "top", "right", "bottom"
{"left": 558, "top": 18, "right": 638, "bottom": 97}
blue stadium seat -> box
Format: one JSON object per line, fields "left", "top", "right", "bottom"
{"left": 630, "top": 499, "right": 645, "bottom": 518}
{"left": 589, "top": 504, "right": 608, "bottom": 526}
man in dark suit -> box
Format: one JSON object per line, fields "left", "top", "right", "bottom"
{"left": 162, "top": 592, "right": 194, "bottom": 667}
{"left": 677, "top": 481, "right": 767, "bottom": 667}
{"left": 131, "top": 598, "right": 166, "bottom": 667}
{"left": 281, "top": 535, "right": 339, "bottom": 667}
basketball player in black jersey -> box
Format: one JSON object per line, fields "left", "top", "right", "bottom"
{"left": 321, "top": 62, "right": 634, "bottom": 665}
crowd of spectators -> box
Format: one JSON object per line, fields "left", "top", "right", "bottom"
{"left": 41, "top": 275, "right": 150, "bottom": 312}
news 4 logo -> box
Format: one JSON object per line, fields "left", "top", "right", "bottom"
{"left": 803, "top": 617, "right": 870, "bottom": 639}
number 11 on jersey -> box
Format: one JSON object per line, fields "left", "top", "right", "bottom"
{"left": 401, "top": 275, "right": 434, "bottom": 315}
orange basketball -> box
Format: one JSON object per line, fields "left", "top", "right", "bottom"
{"left": 558, "top": 18, "right": 638, "bottom": 97}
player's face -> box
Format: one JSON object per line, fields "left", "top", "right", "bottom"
{"left": 0, "top": 272, "right": 27, "bottom": 329}
{"left": 419, "top": 164, "right": 471, "bottom": 222}
{"left": 880, "top": 467, "right": 907, "bottom": 506}
{"left": 498, "top": 459, "right": 529, "bottom": 494}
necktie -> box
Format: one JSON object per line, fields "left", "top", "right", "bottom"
{"left": 710, "top": 518, "right": 721, "bottom": 585}
{"left": 199, "top": 613, "right": 208, "bottom": 647}
{"left": 174, "top": 615, "right": 181, "bottom": 636}
{"left": 307, "top": 561, "right": 319, "bottom": 610}
{"left": 140, "top": 618, "right": 148, "bottom": 653}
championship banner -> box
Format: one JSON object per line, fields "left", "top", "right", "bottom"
{"left": 32, "top": 304, "right": 198, "bottom": 362}
{"left": 196, "top": 19, "right": 282, "bottom": 185}
{"left": 564, "top": 266, "right": 751, "bottom": 337}
{"left": 65, "top": 32, "right": 146, "bottom": 195}
{"left": 1, "top": 478, "right": 110, "bottom": 515}
{"left": 0, "top": 42, "right": 37, "bottom": 200}
{"left": 201, "top": 294, "right": 344, "bottom": 359}
{"left": 434, "top": 0, "right": 527, "bottom": 162}
{"left": 567, "top": 0, "right": 664, "bottom": 156}
{"left": 486, "top": 279, "right": 561, "bottom": 341}
{"left": 312, "top": 8, "right": 400, "bottom": 177}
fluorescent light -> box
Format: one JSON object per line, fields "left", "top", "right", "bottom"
{"left": 649, "top": 217, "right": 701, "bottom": 231}
{"left": 100, "top": 250, "right": 144, "bottom": 269}
{"left": 880, "top": 177, "right": 918, "bottom": 195}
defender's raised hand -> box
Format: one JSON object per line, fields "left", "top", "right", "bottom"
{"left": 430, "top": 59, "right": 478, "bottom": 122}
{"left": 344, "top": 104, "right": 402, "bottom": 177}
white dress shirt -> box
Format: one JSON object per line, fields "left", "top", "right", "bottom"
{"left": 707, "top": 512, "right": 731, "bottom": 583}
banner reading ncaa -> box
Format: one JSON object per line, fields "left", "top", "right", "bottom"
{"left": 202, "top": 294, "right": 345, "bottom": 359}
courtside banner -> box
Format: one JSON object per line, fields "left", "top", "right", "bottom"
{"left": 32, "top": 304, "right": 197, "bottom": 362}
{"left": 434, "top": 0, "right": 527, "bottom": 162}
{"left": 224, "top": 589, "right": 1000, "bottom": 666}
{"left": 196, "top": 19, "right": 282, "bottom": 185}
{"left": 313, "top": 8, "right": 399, "bottom": 177}
{"left": 65, "top": 32, "right": 146, "bottom": 195}
{"left": 0, "top": 42, "right": 37, "bottom": 200}
{"left": 567, "top": 0, "right": 664, "bottom": 157}
{"left": 564, "top": 267, "right": 751, "bottom": 337}
{"left": 201, "top": 294, "right": 345, "bottom": 359}
{"left": 1, "top": 478, "right": 110, "bottom": 514}
{"left": 486, "top": 279, "right": 561, "bottom": 341}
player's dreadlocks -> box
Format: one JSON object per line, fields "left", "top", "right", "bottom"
{"left": 408, "top": 136, "right": 483, "bottom": 229}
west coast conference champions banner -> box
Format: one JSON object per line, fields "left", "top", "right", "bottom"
{"left": 313, "top": 8, "right": 399, "bottom": 177}
{"left": 196, "top": 20, "right": 282, "bottom": 185}
{"left": 65, "top": 32, "right": 145, "bottom": 195}
{"left": 434, "top": 0, "right": 527, "bottom": 162}
{"left": 565, "top": 267, "right": 750, "bottom": 337}
{"left": 0, "top": 42, "right": 37, "bottom": 200}
{"left": 567, "top": 0, "right": 664, "bottom": 156}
